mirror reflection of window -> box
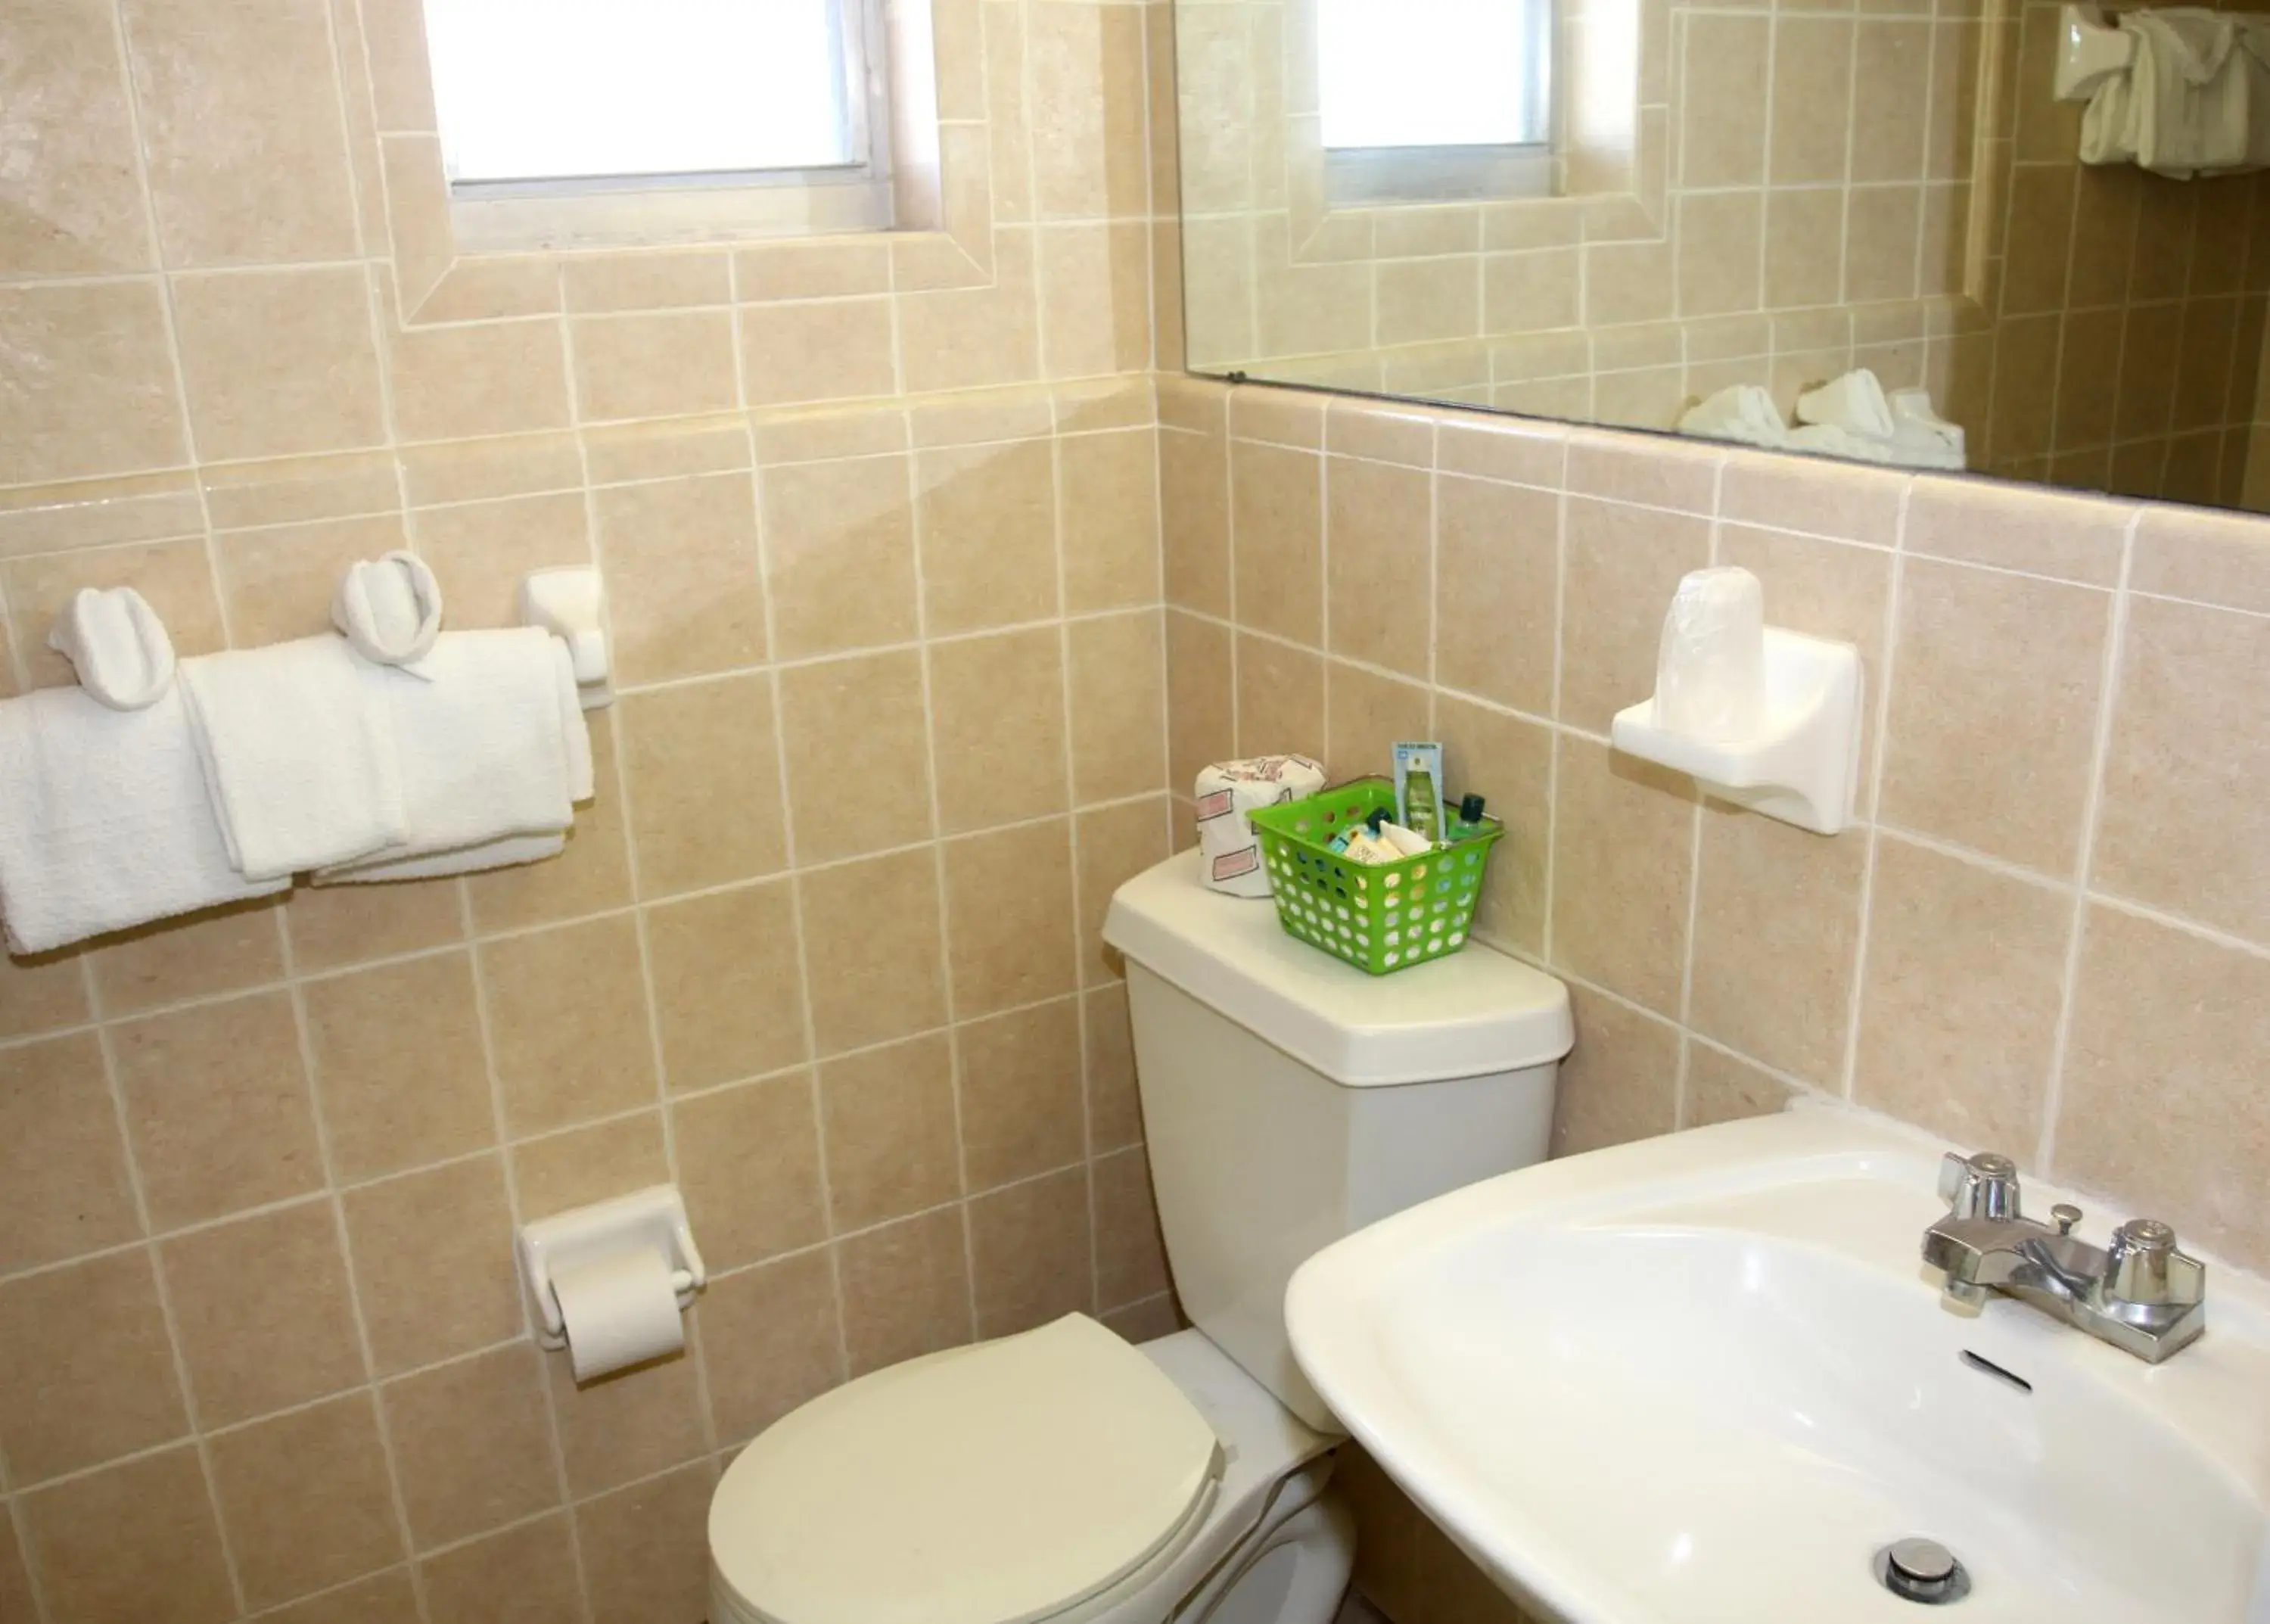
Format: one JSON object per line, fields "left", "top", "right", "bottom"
{"left": 1316, "top": 0, "right": 1553, "bottom": 201}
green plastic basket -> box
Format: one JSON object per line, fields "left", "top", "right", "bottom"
{"left": 1246, "top": 778, "right": 1503, "bottom": 975}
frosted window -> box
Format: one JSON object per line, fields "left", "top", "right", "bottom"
{"left": 424, "top": 0, "right": 857, "bottom": 184}
{"left": 1317, "top": 0, "right": 1547, "bottom": 149}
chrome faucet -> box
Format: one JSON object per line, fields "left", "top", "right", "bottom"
{"left": 1920, "top": 1151, "right": 2206, "bottom": 1364}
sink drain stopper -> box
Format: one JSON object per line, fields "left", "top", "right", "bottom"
{"left": 1875, "top": 1538, "right": 1971, "bottom": 1605}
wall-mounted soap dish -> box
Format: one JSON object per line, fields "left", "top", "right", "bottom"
{"left": 1611, "top": 628, "right": 1864, "bottom": 835}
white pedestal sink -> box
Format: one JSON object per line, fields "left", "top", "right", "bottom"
{"left": 1285, "top": 1106, "right": 2270, "bottom": 1623}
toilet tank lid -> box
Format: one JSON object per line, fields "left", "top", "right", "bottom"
{"left": 1102, "top": 851, "right": 1572, "bottom": 1087}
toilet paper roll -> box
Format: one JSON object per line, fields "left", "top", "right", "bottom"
{"left": 1655, "top": 567, "right": 1765, "bottom": 742}
{"left": 1195, "top": 754, "right": 1326, "bottom": 898}
{"left": 552, "top": 1250, "right": 686, "bottom": 1382}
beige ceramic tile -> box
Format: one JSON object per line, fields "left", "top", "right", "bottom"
{"left": 943, "top": 820, "right": 1080, "bottom": 1019}
{"left": 835, "top": 1206, "right": 975, "bottom": 1377}
{"left": 620, "top": 673, "right": 788, "bottom": 896}
{"left": 2131, "top": 504, "right": 2270, "bottom": 614}
{"left": 1325, "top": 456, "right": 1432, "bottom": 679}
{"left": 1687, "top": 804, "right": 1867, "bottom": 1085}
{"left": 698, "top": 1249, "right": 843, "bottom": 1445}
{"left": 2094, "top": 595, "right": 2270, "bottom": 945}
{"left": 341, "top": 1156, "right": 524, "bottom": 1374}
{"left": 544, "top": 1344, "right": 707, "bottom": 1498}
{"left": 1061, "top": 428, "right": 1161, "bottom": 613}
{"left": 0, "top": 0, "right": 152, "bottom": 277}
{"left": 1720, "top": 455, "right": 1907, "bottom": 547}
{"left": 0, "top": 283, "right": 186, "bottom": 485}
{"left": 207, "top": 1392, "right": 404, "bottom": 1609}
{"left": 2059, "top": 904, "right": 2270, "bottom": 1272}
{"left": 1325, "top": 661, "right": 1431, "bottom": 782}
{"left": 1880, "top": 558, "right": 2110, "bottom": 877}
{"left": 1853, "top": 833, "right": 2069, "bottom": 1151}
{"left": 383, "top": 1343, "right": 558, "bottom": 1550}
{"left": 512, "top": 1112, "right": 670, "bottom": 1222}
{"left": 571, "top": 311, "right": 739, "bottom": 424}
{"left": 171, "top": 267, "right": 385, "bottom": 461}
{"left": 958, "top": 997, "right": 1085, "bottom": 1193}
{"left": 1435, "top": 474, "right": 1557, "bottom": 716}
{"left": 89, "top": 895, "right": 285, "bottom": 1016}
{"left": 120, "top": 0, "right": 358, "bottom": 266}
{"left": 645, "top": 880, "right": 809, "bottom": 1091}
{"left": 1231, "top": 439, "right": 1324, "bottom": 647}
{"left": 260, "top": 1568, "right": 421, "bottom": 1624}
{"left": 1165, "top": 611, "right": 1233, "bottom": 794}
{"left": 1084, "top": 982, "right": 1142, "bottom": 1154}
{"left": 1038, "top": 221, "right": 1153, "bottom": 378}
{"left": 1683, "top": 1043, "right": 1799, "bottom": 1130}
{"left": 575, "top": 1463, "right": 717, "bottom": 1624}
{"left": 821, "top": 1033, "right": 962, "bottom": 1232}
{"left": 1559, "top": 496, "right": 1712, "bottom": 733}
{"left": 1681, "top": 16, "right": 1771, "bottom": 185}
{"left": 0, "top": 1033, "right": 141, "bottom": 1275}
{"left": 1235, "top": 633, "right": 1326, "bottom": 763}
{"left": 1160, "top": 426, "right": 1232, "bottom": 618}
{"left": 415, "top": 491, "right": 592, "bottom": 630}
{"left": 760, "top": 454, "right": 922, "bottom": 659}
{"left": 776, "top": 651, "right": 932, "bottom": 865}
{"left": 0, "top": 1248, "right": 185, "bottom": 1484}
{"left": 673, "top": 1075, "right": 827, "bottom": 1270}
{"left": 0, "top": 946, "right": 91, "bottom": 1044}
{"left": 1902, "top": 478, "right": 2128, "bottom": 585}
{"left": 305, "top": 950, "right": 493, "bottom": 1182}
{"left": 20, "top": 1446, "right": 235, "bottom": 1624}
{"left": 970, "top": 1167, "right": 1093, "bottom": 1338}
{"left": 481, "top": 914, "right": 656, "bottom": 1136}
{"left": 918, "top": 437, "right": 1059, "bottom": 635}
{"left": 1068, "top": 611, "right": 1168, "bottom": 805}
{"left": 798, "top": 848, "right": 949, "bottom": 1056}
{"left": 1434, "top": 695, "right": 1552, "bottom": 959}
{"left": 593, "top": 471, "right": 767, "bottom": 684}
{"left": 162, "top": 1200, "right": 365, "bottom": 1428}
{"left": 1550, "top": 739, "right": 1696, "bottom": 1018}
{"left": 421, "top": 1514, "right": 584, "bottom": 1624}
{"left": 1075, "top": 797, "right": 1171, "bottom": 986}
{"left": 1092, "top": 1145, "right": 1170, "bottom": 1310}
{"left": 386, "top": 316, "right": 572, "bottom": 446}
{"left": 112, "top": 990, "right": 324, "bottom": 1230}
{"left": 1551, "top": 982, "right": 1681, "bottom": 1156}
{"left": 929, "top": 627, "right": 1071, "bottom": 834}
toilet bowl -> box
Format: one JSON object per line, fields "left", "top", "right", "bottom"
{"left": 707, "top": 851, "right": 1572, "bottom": 1624}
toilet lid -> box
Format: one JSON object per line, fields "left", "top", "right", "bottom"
{"left": 710, "top": 1314, "right": 1224, "bottom": 1624}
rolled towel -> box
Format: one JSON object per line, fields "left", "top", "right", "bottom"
{"left": 0, "top": 685, "right": 289, "bottom": 955}
{"left": 1796, "top": 369, "right": 1896, "bottom": 440}
{"left": 179, "top": 636, "right": 409, "bottom": 881}
{"left": 45, "top": 586, "right": 176, "bottom": 711}
{"left": 315, "top": 629, "right": 589, "bottom": 884}
{"left": 332, "top": 551, "right": 443, "bottom": 673}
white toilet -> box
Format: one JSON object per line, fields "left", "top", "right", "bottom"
{"left": 707, "top": 850, "right": 1572, "bottom": 1624}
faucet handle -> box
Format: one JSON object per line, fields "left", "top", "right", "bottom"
{"left": 2104, "top": 1218, "right": 2206, "bottom": 1310}
{"left": 1938, "top": 1151, "right": 2023, "bottom": 1221}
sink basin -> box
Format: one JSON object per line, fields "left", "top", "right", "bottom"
{"left": 1285, "top": 1106, "right": 2270, "bottom": 1623}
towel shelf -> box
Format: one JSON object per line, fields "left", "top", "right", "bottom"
{"left": 2056, "top": 4, "right": 2136, "bottom": 101}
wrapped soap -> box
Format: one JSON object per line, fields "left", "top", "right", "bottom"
{"left": 1655, "top": 566, "right": 1765, "bottom": 742}
{"left": 1193, "top": 755, "right": 1326, "bottom": 897}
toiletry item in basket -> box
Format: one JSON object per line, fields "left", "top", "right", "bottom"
{"left": 1378, "top": 821, "right": 1433, "bottom": 857}
{"left": 1393, "top": 742, "right": 1444, "bottom": 838}
{"left": 1450, "top": 793, "right": 1489, "bottom": 840}
{"left": 1341, "top": 830, "right": 1398, "bottom": 865}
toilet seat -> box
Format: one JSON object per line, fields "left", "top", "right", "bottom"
{"left": 710, "top": 1314, "right": 1226, "bottom": 1624}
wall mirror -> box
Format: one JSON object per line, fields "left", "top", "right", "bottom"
{"left": 1172, "top": 0, "right": 2270, "bottom": 513}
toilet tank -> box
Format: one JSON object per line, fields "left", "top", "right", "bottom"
{"left": 1102, "top": 851, "right": 1573, "bottom": 1432}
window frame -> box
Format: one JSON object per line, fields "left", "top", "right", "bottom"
{"left": 428, "top": 0, "right": 900, "bottom": 250}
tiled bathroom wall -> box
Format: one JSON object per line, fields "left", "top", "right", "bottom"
{"left": 0, "top": 2, "right": 1177, "bottom": 1622}
{"left": 1161, "top": 371, "right": 2270, "bottom": 1621}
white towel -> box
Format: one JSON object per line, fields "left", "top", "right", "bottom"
{"left": 1677, "top": 384, "right": 1790, "bottom": 450}
{"left": 1796, "top": 369, "right": 1896, "bottom": 440}
{"left": 179, "top": 636, "right": 408, "bottom": 882}
{"left": 46, "top": 586, "right": 176, "bottom": 711}
{"left": 2083, "top": 9, "right": 2251, "bottom": 175}
{"left": 332, "top": 551, "right": 443, "bottom": 674}
{"left": 314, "top": 630, "right": 587, "bottom": 884}
{"left": 0, "top": 685, "right": 289, "bottom": 954}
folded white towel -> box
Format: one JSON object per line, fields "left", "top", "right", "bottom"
{"left": 1676, "top": 384, "right": 1791, "bottom": 449}
{"left": 333, "top": 551, "right": 443, "bottom": 674}
{"left": 47, "top": 586, "right": 176, "bottom": 711}
{"left": 322, "top": 832, "right": 568, "bottom": 885}
{"left": 1796, "top": 369, "right": 1897, "bottom": 440}
{"left": 314, "top": 629, "right": 587, "bottom": 884}
{"left": 179, "top": 636, "right": 408, "bottom": 882}
{"left": 0, "top": 685, "right": 289, "bottom": 954}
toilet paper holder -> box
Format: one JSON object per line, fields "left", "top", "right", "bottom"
{"left": 516, "top": 1185, "right": 707, "bottom": 1350}
{"left": 1611, "top": 627, "right": 1864, "bottom": 835}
